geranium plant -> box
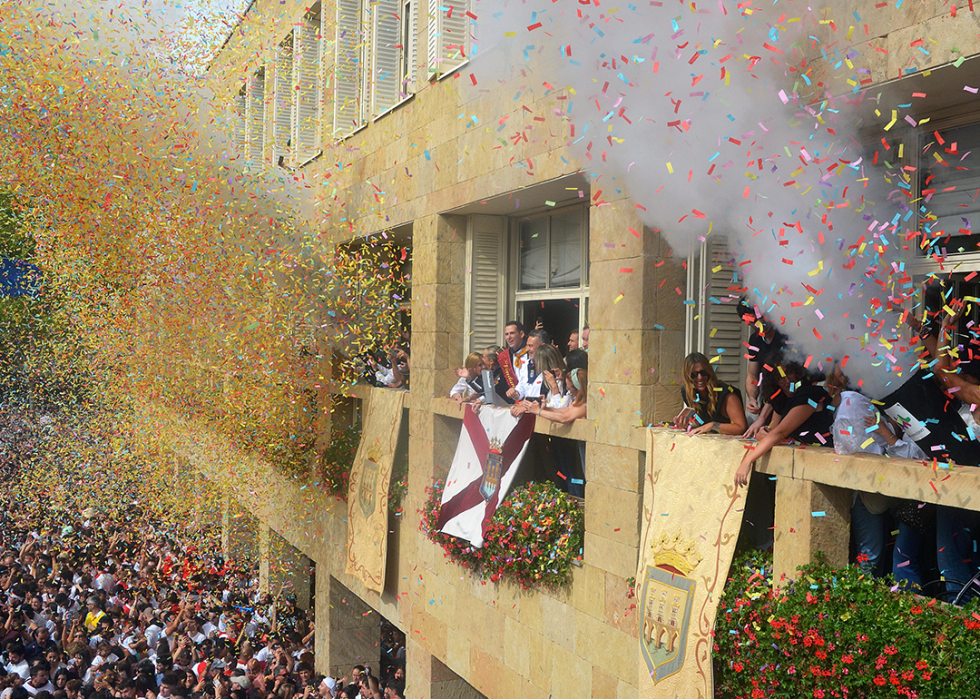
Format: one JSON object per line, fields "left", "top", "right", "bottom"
{"left": 420, "top": 479, "right": 583, "bottom": 588}
{"left": 714, "top": 550, "right": 980, "bottom": 698}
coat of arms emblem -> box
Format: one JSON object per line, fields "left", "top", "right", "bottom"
{"left": 480, "top": 437, "right": 503, "bottom": 501}
{"left": 639, "top": 532, "right": 703, "bottom": 684}
{"left": 359, "top": 451, "right": 381, "bottom": 518}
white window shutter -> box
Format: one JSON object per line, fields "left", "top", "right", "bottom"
{"left": 702, "top": 236, "right": 747, "bottom": 388}
{"left": 274, "top": 36, "right": 294, "bottom": 164}
{"left": 465, "top": 215, "right": 507, "bottom": 354}
{"left": 293, "top": 11, "right": 322, "bottom": 162}
{"left": 333, "top": 0, "right": 364, "bottom": 136}
{"left": 404, "top": 0, "right": 418, "bottom": 94}
{"left": 372, "top": 0, "right": 401, "bottom": 115}
{"left": 428, "top": 0, "right": 467, "bottom": 78}
{"left": 246, "top": 71, "right": 265, "bottom": 165}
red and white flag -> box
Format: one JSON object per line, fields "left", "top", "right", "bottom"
{"left": 438, "top": 407, "right": 536, "bottom": 548}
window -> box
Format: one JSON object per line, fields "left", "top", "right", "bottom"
{"left": 401, "top": 0, "right": 419, "bottom": 96}
{"left": 293, "top": 4, "right": 323, "bottom": 164}
{"left": 273, "top": 35, "right": 293, "bottom": 165}
{"left": 463, "top": 206, "right": 589, "bottom": 355}
{"left": 685, "top": 237, "right": 747, "bottom": 389}
{"left": 246, "top": 69, "right": 266, "bottom": 165}
{"left": 917, "top": 122, "right": 980, "bottom": 258}
{"left": 427, "top": 0, "right": 469, "bottom": 80}
{"left": 370, "top": 0, "right": 402, "bottom": 116}
{"left": 334, "top": 0, "right": 367, "bottom": 136}
{"left": 513, "top": 206, "right": 590, "bottom": 348}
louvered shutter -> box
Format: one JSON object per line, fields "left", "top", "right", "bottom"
{"left": 427, "top": 0, "right": 467, "bottom": 78}
{"left": 465, "top": 215, "right": 507, "bottom": 354}
{"left": 702, "top": 236, "right": 747, "bottom": 387}
{"left": 333, "top": 0, "right": 364, "bottom": 136}
{"left": 372, "top": 0, "right": 401, "bottom": 115}
{"left": 233, "top": 92, "right": 247, "bottom": 152}
{"left": 274, "top": 37, "right": 294, "bottom": 164}
{"left": 404, "top": 0, "right": 418, "bottom": 93}
{"left": 246, "top": 71, "right": 265, "bottom": 164}
{"left": 294, "top": 11, "right": 322, "bottom": 162}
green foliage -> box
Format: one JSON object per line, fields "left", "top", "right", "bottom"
{"left": 421, "top": 480, "right": 584, "bottom": 589}
{"left": 714, "top": 550, "right": 980, "bottom": 698}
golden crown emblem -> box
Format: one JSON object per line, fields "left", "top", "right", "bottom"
{"left": 488, "top": 436, "right": 503, "bottom": 452}
{"left": 650, "top": 532, "right": 702, "bottom": 576}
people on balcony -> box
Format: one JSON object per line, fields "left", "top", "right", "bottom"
{"left": 739, "top": 301, "right": 786, "bottom": 432}
{"left": 498, "top": 321, "right": 528, "bottom": 404}
{"left": 449, "top": 353, "right": 485, "bottom": 404}
{"left": 734, "top": 359, "right": 835, "bottom": 488}
{"left": 672, "top": 353, "right": 746, "bottom": 436}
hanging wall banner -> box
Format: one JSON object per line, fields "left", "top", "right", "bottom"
{"left": 637, "top": 430, "right": 746, "bottom": 699}
{"left": 345, "top": 388, "right": 405, "bottom": 593}
{"left": 438, "top": 407, "right": 535, "bottom": 548}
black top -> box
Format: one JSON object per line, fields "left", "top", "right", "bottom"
{"left": 746, "top": 329, "right": 786, "bottom": 364}
{"left": 681, "top": 382, "right": 743, "bottom": 424}
{"left": 777, "top": 385, "right": 834, "bottom": 446}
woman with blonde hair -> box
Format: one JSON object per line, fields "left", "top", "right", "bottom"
{"left": 673, "top": 352, "right": 746, "bottom": 435}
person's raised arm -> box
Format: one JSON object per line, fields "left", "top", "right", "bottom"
{"left": 734, "top": 404, "right": 815, "bottom": 487}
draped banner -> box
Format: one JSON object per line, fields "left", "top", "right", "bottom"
{"left": 438, "top": 407, "right": 535, "bottom": 548}
{"left": 345, "top": 389, "right": 405, "bottom": 593}
{"left": 637, "top": 430, "right": 746, "bottom": 699}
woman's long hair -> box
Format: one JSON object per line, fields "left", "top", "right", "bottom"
{"left": 681, "top": 352, "right": 721, "bottom": 420}
{"left": 534, "top": 344, "right": 566, "bottom": 400}
{"left": 570, "top": 369, "right": 588, "bottom": 407}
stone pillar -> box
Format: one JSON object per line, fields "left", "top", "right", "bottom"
{"left": 772, "top": 478, "right": 851, "bottom": 586}
{"left": 408, "top": 214, "right": 465, "bottom": 403}
{"left": 581, "top": 194, "right": 670, "bottom": 586}
{"left": 315, "top": 575, "right": 380, "bottom": 679}
{"left": 403, "top": 212, "right": 467, "bottom": 552}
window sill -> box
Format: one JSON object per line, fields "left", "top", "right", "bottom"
{"left": 373, "top": 94, "right": 415, "bottom": 122}
{"left": 332, "top": 123, "right": 368, "bottom": 144}
{"left": 428, "top": 59, "right": 470, "bottom": 83}
{"left": 295, "top": 150, "right": 323, "bottom": 169}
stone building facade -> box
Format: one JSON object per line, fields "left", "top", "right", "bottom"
{"left": 183, "top": 2, "right": 980, "bottom": 698}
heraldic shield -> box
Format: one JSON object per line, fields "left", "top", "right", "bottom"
{"left": 639, "top": 566, "right": 695, "bottom": 683}
{"left": 359, "top": 456, "right": 380, "bottom": 518}
{"left": 480, "top": 437, "right": 503, "bottom": 501}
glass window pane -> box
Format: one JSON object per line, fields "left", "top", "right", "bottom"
{"left": 919, "top": 123, "right": 980, "bottom": 255}
{"left": 550, "top": 210, "right": 583, "bottom": 288}
{"left": 519, "top": 218, "right": 548, "bottom": 290}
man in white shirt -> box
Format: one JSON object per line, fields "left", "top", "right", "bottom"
{"left": 24, "top": 662, "right": 54, "bottom": 696}
{"left": 515, "top": 330, "right": 549, "bottom": 400}
{"left": 5, "top": 644, "right": 30, "bottom": 680}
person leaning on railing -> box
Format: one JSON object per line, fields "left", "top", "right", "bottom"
{"left": 734, "top": 358, "right": 835, "bottom": 488}
{"left": 672, "top": 352, "right": 747, "bottom": 436}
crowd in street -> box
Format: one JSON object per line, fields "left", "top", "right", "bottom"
{"left": 0, "top": 407, "right": 406, "bottom": 699}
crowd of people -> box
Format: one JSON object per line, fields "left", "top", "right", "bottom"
{"left": 0, "top": 409, "right": 407, "bottom": 699}
{"left": 670, "top": 284, "right": 980, "bottom": 602}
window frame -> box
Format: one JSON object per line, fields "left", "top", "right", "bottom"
{"left": 509, "top": 204, "right": 590, "bottom": 332}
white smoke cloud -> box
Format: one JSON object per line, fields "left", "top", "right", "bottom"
{"left": 470, "top": 0, "right": 921, "bottom": 397}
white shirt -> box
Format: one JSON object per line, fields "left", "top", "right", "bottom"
{"left": 6, "top": 660, "right": 29, "bottom": 680}
{"left": 25, "top": 681, "right": 54, "bottom": 696}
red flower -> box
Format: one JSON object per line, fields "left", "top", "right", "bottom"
{"left": 910, "top": 605, "right": 923, "bottom": 615}
{"left": 873, "top": 676, "right": 886, "bottom": 686}
{"left": 884, "top": 645, "right": 898, "bottom": 655}
{"left": 842, "top": 655, "right": 853, "bottom": 664}
{"left": 915, "top": 661, "right": 928, "bottom": 670}
{"left": 813, "top": 691, "right": 825, "bottom": 698}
